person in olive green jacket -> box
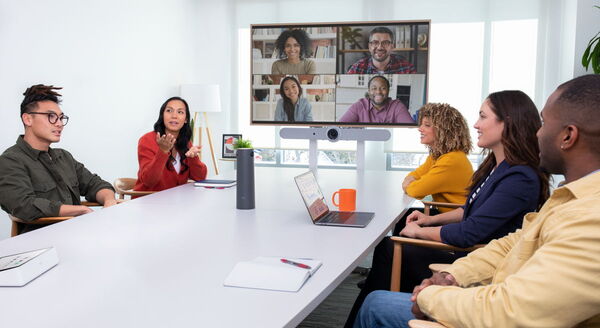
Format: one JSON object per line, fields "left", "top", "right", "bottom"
{"left": 0, "top": 84, "right": 117, "bottom": 233}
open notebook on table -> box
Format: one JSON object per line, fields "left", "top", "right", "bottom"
{"left": 224, "top": 257, "right": 322, "bottom": 292}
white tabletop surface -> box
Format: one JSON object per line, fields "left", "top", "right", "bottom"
{"left": 0, "top": 167, "right": 413, "bottom": 328}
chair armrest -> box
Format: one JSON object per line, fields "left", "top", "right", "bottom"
{"left": 120, "top": 190, "right": 155, "bottom": 197}
{"left": 10, "top": 215, "right": 73, "bottom": 225}
{"left": 390, "top": 236, "right": 483, "bottom": 252}
{"left": 81, "top": 200, "right": 126, "bottom": 206}
{"left": 81, "top": 201, "right": 101, "bottom": 206}
{"left": 389, "top": 237, "right": 485, "bottom": 291}
{"left": 408, "top": 319, "right": 447, "bottom": 328}
{"left": 421, "top": 201, "right": 462, "bottom": 210}
{"left": 10, "top": 200, "right": 123, "bottom": 225}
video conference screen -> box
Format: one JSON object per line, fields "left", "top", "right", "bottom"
{"left": 251, "top": 20, "right": 430, "bottom": 127}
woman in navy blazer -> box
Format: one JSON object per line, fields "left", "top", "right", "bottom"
{"left": 345, "top": 90, "right": 550, "bottom": 328}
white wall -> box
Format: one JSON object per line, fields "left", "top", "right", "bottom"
{"left": 0, "top": 0, "right": 235, "bottom": 239}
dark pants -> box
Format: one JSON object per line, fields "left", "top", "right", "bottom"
{"left": 345, "top": 208, "right": 463, "bottom": 328}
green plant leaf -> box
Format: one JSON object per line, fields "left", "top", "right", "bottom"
{"left": 582, "top": 34, "right": 600, "bottom": 71}
{"left": 234, "top": 138, "right": 253, "bottom": 149}
{"left": 583, "top": 46, "right": 591, "bottom": 68}
{"left": 591, "top": 42, "right": 600, "bottom": 73}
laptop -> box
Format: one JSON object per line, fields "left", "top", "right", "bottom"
{"left": 294, "top": 171, "right": 374, "bottom": 228}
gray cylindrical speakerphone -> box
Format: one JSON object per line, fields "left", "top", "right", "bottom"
{"left": 236, "top": 148, "right": 255, "bottom": 209}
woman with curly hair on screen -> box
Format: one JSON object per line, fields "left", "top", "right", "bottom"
{"left": 271, "top": 29, "right": 316, "bottom": 74}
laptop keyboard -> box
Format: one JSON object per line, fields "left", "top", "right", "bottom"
{"left": 321, "top": 212, "right": 354, "bottom": 223}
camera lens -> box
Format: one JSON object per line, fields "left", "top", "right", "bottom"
{"left": 327, "top": 128, "right": 339, "bottom": 140}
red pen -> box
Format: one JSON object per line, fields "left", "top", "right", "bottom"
{"left": 281, "top": 258, "right": 311, "bottom": 269}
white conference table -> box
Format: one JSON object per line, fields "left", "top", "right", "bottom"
{"left": 0, "top": 167, "right": 413, "bottom": 328}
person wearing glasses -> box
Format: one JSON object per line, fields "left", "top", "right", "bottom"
{"left": 347, "top": 27, "right": 416, "bottom": 74}
{"left": 339, "top": 75, "right": 415, "bottom": 124}
{"left": 0, "top": 84, "right": 117, "bottom": 233}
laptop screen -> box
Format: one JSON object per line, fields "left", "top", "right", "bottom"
{"left": 294, "top": 171, "right": 329, "bottom": 221}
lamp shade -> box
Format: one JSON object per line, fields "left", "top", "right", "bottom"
{"left": 180, "top": 84, "right": 221, "bottom": 113}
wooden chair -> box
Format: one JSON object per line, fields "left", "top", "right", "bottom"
{"left": 388, "top": 200, "right": 471, "bottom": 291}
{"left": 421, "top": 200, "right": 462, "bottom": 215}
{"left": 113, "top": 178, "right": 155, "bottom": 199}
{"left": 408, "top": 319, "right": 446, "bottom": 328}
{"left": 389, "top": 237, "right": 484, "bottom": 292}
{"left": 9, "top": 201, "right": 100, "bottom": 237}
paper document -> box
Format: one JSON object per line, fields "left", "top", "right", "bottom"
{"left": 224, "top": 257, "right": 322, "bottom": 292}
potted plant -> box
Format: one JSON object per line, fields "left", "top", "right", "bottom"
{"left": 582, "top": 5, "right": 600, "bottom": 74}
{"left": 341, "top": 26, "right": 363, "bottom": 50}
{"left": 234, "top": 138, "right": 253, "bottom": 150}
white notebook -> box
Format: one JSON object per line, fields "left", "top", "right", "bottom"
{"left": 0, "top": 247, "right": 59, "bottom": 287}
{"left": 224, "top": 257, "right": 322, "bottom": 292}
{"left": 194, "top": 179, "right": 236, "bottom": 188}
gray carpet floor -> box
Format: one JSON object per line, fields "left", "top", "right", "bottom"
{"left": 297, "top": 272, "right": 363, "bottom": 327}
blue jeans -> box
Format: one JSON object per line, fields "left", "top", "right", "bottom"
{"left": 354, "top": 291, "right": 415, "bottom": 328}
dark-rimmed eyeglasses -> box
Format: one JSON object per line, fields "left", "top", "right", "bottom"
{"left": 27, "top": 112, "right": 69, "bottom": 126}
{"left": 369, "top": 40, "right": 393, "bottom": 48}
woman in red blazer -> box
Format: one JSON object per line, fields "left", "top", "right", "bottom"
{"left": 134, "top": 97, "right": 207, "bottom": 192}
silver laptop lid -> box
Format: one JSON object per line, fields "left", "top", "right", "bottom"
{"left": 294, "top": 171, "right": 330, "bottom": 222}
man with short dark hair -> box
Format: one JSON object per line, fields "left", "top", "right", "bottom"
{"left": 339, "top": 75, "right": 414, "bottom": 124}
{"left": 354, "top": 74, "right": 600, "bottom": 328}
{"left": 347, "top": 27, "right": 416, "bottom": 74}
{"left": 0, "top": 84, "right": 117, "bottom": 234}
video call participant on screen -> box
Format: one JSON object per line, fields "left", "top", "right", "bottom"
{"left": 345, "top": 90, "right": 550, "bottom": 327}
{"left": 0, "top": 84, "right": 117, "bottom": 233}
{"left": 135, "top": 97, "right": 207, "bottom": 193}
{"left": 354, "top": 75, "right": 600, "bottom": 328}
{"left": 274, "top": 76, "right": 313, "bottom": 122}
{"left": 339, "top": 75, "right": 414, "bottom": 124}
{"left": 347, "top": 27, "right": 416, "bottom": 74}
{"left": 271, "top": 29, "right": 316, "bottom": 75}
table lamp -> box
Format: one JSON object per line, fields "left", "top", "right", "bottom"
{"left": 180, "top": 84, "right": 221, "bottom": 175}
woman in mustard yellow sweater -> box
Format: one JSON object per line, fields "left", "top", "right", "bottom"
{"left": 393, "top": 103, "right": 473, "bottom": 234}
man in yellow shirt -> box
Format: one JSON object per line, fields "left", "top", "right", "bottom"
{"left": 354, "top": 74, "right": 600, "bottom": 328}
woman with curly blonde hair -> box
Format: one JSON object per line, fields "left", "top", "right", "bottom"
{"left": 400, "top": 103, "right": 473, "bottom": 228}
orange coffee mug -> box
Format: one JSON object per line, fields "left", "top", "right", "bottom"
{"left": 332, "top": 189, "right": 356, "bottom": 212}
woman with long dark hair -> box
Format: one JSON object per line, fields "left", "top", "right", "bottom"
{"left": 134, "top": 97, "right": 207, "bottom": 192}
{"left": 345, "top": 90, "right": 550, "bottom": 327}
{"left": 274, "top": 76, "right": 313, "bottom": 122}
{"left": 271, "top": 29, "right": 316, "bottom": 74}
